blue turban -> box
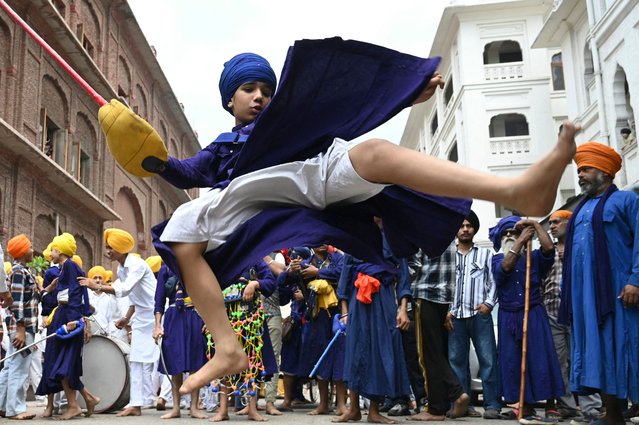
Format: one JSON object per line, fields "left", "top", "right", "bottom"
{"left": 488, "top": 215, "right": 521, "bottom": 251}
{"left": 219, "top": 53, "right": 277, "bottom": 115}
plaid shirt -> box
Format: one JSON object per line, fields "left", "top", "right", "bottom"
{"left": 6, "top": 262, "right": 39, "bottom": 335}
{"left": 540, "top": 248, "right": 562, "bottom": 318}
{"left": 409, "top": 241, "right": 456, "bottom": 304}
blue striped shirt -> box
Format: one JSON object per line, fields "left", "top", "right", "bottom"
{"left": 449, "top": 244, "right": 497, "bottom": 318}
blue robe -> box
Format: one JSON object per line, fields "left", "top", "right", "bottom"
{"left": 277, "top": 264, "right": 308, "bottom": 376}
{"left": 151, "top": 37, "right": 470, "bottom": 290}
{"left": 492, "top": 250, "right": 564, "bottom": 403}
{"left": 569, "top": 191, "right": 639, "bottom": 399}
{"left": 37, "top": 260, "right": 91, "bottom": 393}
{"left": 338, "top": 238, "right": 411, "bottom": 402}
{"left": 154, "top": 264, "right": 207, "bottom": 375}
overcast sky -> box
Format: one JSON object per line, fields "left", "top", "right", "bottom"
{"left": 127, "top": 0, "right": 449, "bottom": 148}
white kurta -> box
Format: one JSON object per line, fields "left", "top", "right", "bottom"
{"left": 113, "top": 255, "right": 158, "bottom": 363}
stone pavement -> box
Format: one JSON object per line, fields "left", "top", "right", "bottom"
{"left": 22, "top": 400, "right": 510, "bottom": 425}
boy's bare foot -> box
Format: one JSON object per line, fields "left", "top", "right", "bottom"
{"left": 309, "top": 406, "right": 331, "bottom": 415}
{"left": 156, "top": 398, "right": 167, "bottom": 411}
{"left": 84, "top": 395, "right": 101, "bottom": 417}
{"left": 236, "top": 406, "right": 249, "bottom": 416}
{"left": 116, "top": 406, "right": 142, "bottom": 417}
{"left": 42, "top": 406, "right": 54, "bottom": 418}
{"left": 190, "top": 408, "right": 208, "bottom": 419}
{"left": 333, "top": 409, "right": 362, "bottom": 422}
{"left": 265, "top": 403, "right": 282, "bottom": 416}
{"left": 408, "top": 412, "right": 445, "bottom": 421}
{"left": 210, "top": 412, "right": 229, "bottom": 422}
{"left": 7, "top": 413, "right": 36, "bottom": 420}
{"left": 56, "top": 405, "right": 82, "bottom": 421}
{"left": 510, "top": 121, "right": 579, "bottom": 216}
{"left": 368, "top": 412, "right": 397, "bottom": 424}
{"left": 161, "top": 409, "right": 181, "bottom": 419}
{"left": 247, "top": 410, "right": 268, "bottom": 421}
{"left": 335, "top": 406, "right": 349, "bottom": 416}
{"left": 180, "top": 348, "right": 249, "bottom": 395}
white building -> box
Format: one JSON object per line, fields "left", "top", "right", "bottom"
{"left": 533, "top": 0, "right": 639, "bottom": 190}
{"left": 400, "top": 0, "right": 575, "bottom": 241}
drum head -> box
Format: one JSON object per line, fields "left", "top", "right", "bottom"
{"left": 78, "top": 335, "right": 130, "bottom": 413}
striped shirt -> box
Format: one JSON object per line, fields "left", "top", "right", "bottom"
{"left": 6, "top": 262, "right": 39, "bottom": 335}
{"left": 449, "top": 244, "right": 497, "bottom": 319}
{"left": 409, "top": 242, "right": 456, "bottom": 304}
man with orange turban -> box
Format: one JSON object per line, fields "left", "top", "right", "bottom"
{"left": 0, "top": 234, "right": 37, "bottom": 419}
{"left": 79, "top": 228, "right": 158, "bottom": 417}
{"left": 558, "top": 142, "right": 639, "bottom": 425}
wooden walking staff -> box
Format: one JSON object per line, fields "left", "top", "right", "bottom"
{"left": 518, "top": 239, "right": 533, "bottom": 420}
{"left": 0, "top": 0, "right": 168, "bottom": 177}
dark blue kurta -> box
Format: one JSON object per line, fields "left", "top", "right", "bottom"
{"left": 36, "top": 265, "right": 62, "bottom": 396}
{"left": 277, "top": 264, "right": 308, "bottom": 376}
{"left": 37, "top": 260, "right": 91, "bottom": 394}
{"left": 154, "top": 264, "right": 207, "bottom": 375}
{"left": 337, "top": 237, "right": 411, "bottom": 402}
{"left": 152, "top": 37, "right": 470, "bottom": 293}
{"left": 492, "top": 250, "right": 564, "bottom": 403}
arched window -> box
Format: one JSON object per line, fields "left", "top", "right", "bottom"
{"left": 551, "top": 53, "right": 565, "bottom": 91}
{"left": 489, "top": 113, "right": 529, "bottom": 137}
{"left": 483, "top": 40, "right": 522, "bottom": 64}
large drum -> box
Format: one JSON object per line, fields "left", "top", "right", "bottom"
{"left": 78, "top": 335, "right": 130, "bottom": 413}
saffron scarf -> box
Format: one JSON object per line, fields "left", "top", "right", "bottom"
{"left": 558, "top": 184, "right": 617, "bottom": 326}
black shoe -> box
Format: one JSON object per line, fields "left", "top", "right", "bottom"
{"left": 388, "top": 404, "right": 411, "bottom": 417}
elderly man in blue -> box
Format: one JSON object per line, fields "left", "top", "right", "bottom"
{"left": 558, "top": 142, "right": 639, "bottom": 425}
{"left": 489, "top": 216, "right": 564, "bottom": 421}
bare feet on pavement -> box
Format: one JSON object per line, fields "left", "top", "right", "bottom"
{"left": 180, "top": 348, "right": 249, "bottom": 395}
{"left": 409, "top": 412, "right": 445, "bottom": 421}
{"left": 116, "top": 406, "right": 142, "bottom": 417}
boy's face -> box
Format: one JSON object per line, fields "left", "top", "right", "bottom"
{"left": 228, "top": 82, "right": 273, "bottom": 125}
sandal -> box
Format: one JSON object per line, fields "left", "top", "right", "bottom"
{"left": 499, "top": 410, "right": 519, "bottom": 420}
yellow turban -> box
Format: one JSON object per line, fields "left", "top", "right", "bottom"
{"left": 4, "top": 261, "right": 11, "bottom": 275}
{"left": 105, "top": 270, "right": 114, "bottom": 283}
{"left": 88, "top": 265, "right": 107, "bottom": 281}
{"left": 145, "top": 255, "right": 162, "bottom": 273}
{"left": 574, "top": 142, "right": 622, "bottom": 177}
{"left": 130, "top": 253, "right": 141, "bottom": 258}
{"left": 72, "top": 255, "right": 83, "bottom": 268}
{"left": 104, "top": 228, "right": 135, "bottom": 254}
{"left": 51, "top": 233, "right": 77, "bottom": 258}
{"left": 36, "top": 275, "right": 44, "bottom": 286}
{"left": 550, "top": 210, "right": 572, "bottom": 220}
{"left": 7, "top": 234, "right": 32, "bottom": 259}
{"left": 42, "top": 242, "right": 53, "bottom": 261}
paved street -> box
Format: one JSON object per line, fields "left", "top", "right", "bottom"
{"left": 22, "top": 401, "right": 509, "bottom": 425}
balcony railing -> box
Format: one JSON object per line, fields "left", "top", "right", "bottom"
{"left": 484, "top": 62, "right": 524, "bottom": 81}
{"left": 490, "top": 136, "right": 531, "bottom": 156}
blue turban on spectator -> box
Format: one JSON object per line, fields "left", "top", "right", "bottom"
{"left": 488, "top": 215, "right": 521, "bottom": 251}
{"left": 219, "top": 53, "right": 277, "bottom": 115}
{"left": 289, "top": 246, "right": 312, "bottom": 260}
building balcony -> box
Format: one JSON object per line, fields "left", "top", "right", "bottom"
{"left": 489, "top": 136, "right": 531, "bottom": 156}
{"left": 484, "top": 62, "right": 524, "bottom": 81}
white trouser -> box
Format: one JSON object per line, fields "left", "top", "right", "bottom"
{"left": 0, "top": 332, "right": 34, "bottom": 416}
{"left": 129, "top": 361, "right": 155, "bottom": 407}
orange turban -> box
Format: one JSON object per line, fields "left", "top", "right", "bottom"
{"left": 550, "top": 210, "right": 572, "bottom": 220}
{"left": 52, "top": 233, "right": 77, "bottom": 258}
{"left": 574, "top": 142, "right": 622, "bottom": 177}
{"left": 105, "top": 270, "right": 114, "bottom": 282}
{"left": 104, "top": 228, "right": 135, "bottom": 254}
{"left": 88, "top": 265, "right": 107, "bottom": 281}
{"left": 72, "top": 255, "right": 83, "bottom": 268}
{"left": 7, "top": 234, "right": 32, "bottom": 259}
{"left": 145, "top": 255, "right": 162, "bottom": 273}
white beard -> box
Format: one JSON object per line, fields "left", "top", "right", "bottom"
{"left": 501, "top": 238, "right": 516, "bottom": 254}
